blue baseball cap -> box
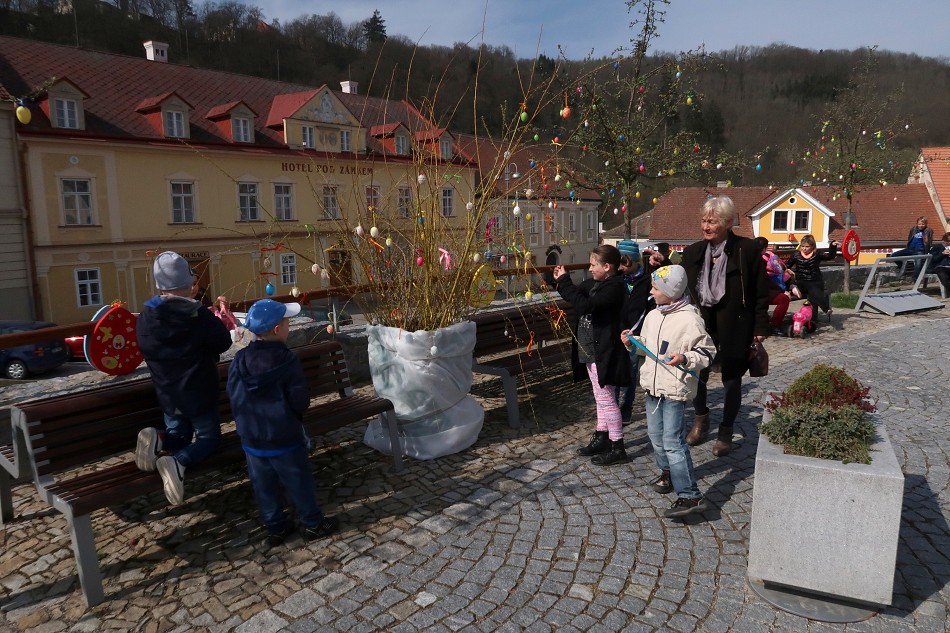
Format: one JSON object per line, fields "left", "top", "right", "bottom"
{"left": 244, "top": 299, "right": 301, "bottom": 335}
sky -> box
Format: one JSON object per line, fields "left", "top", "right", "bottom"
{"left": 254, "top": 0, "right": 950, "bottom": 61}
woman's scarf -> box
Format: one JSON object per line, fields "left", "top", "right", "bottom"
{"left": 697, "top": 239, "right": 727, "bottom": 307}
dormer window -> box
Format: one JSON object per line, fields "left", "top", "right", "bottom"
{"left": 164, "top": 110, "right": 186, "bottom": 138}
{"left": 232, "top": 117, "right": 252, "bottom": 143}
{"left": 302, "top": 126, "right": 315, "bottom": 148}
{"left": 341, "top": 130, "right": 351, "bottom": 152}
{"left": 395, "top": 134, "right": 408, "bottom": 156}
{"left": 54, "top": 98, "right": 79, "bottom": 129}
{"left": 440, "top": 137, "right": 452, "bottom": 159}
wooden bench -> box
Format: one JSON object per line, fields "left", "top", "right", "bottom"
{"left": 10, "top": 340, "right": 401, "bottom": 606}
{"left": 470, "top": 301, "right": 574, "bottom": 428}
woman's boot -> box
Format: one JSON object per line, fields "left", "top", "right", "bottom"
{"left": 591, "top": 440, "right": 628, "bottom": 465}
{"left": 577, "top": 431, "right": 610, "bottom": 456}
{"left": 686, "top": 413, "right": 709, "bottom": 446}
{"left": 712, "top": 426, "right": 733, "bottom": 456}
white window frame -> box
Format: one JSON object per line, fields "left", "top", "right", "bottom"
{"left": 61, "top": 178, "right": 95, "bottom": 225}
{"left": 274, "top": 183, "right": 294, "bottom": 221}
{"left": 528, "top": 214, "right": 539, "bottom": 247}
{"left": 771, "top": 209, "right": 790, "bottom": 233}
{"left": 441, "top": 188, "right": 454, "bottom": 217}
{"left": 395, "top": 134, "right": 408, "bottom": 156}
{"left": 366, "top": 185, "right": 380, "bottom": 212}
{"left": 302, "top": 126, "right": 315, "bottom": 149}
{"left": 440, "top": 137, "right": 452, "bottom": 159}
{"left": 323, "top": 185, "right": 340, "bottom": 219}
{"left": 340, "top": 129, "right": 351, "bottom": 152}
{"left": 75, "top": 268, "right": 102, "bottom": 307}
{"left": 54, "top": 98, "right": 79, "bottom": 129}
{"left": 398, "top": 186, "right": 412, "bottom": 218}
{"left": 586, "top": 211, "right": 595, "bottom": 241}
{"left": 280, "top": 253, "right": 297, "bottom": 285}
{"left": 238, "top": 182, "right": 260, "bottom": 221}
{"left": 232, "top": 117, "right": 251, "bottom": 143}
{"left": 793, "top": 209, "right": 810, "bottom": 232}
{"left": 164, "top": 110, "right": 185, "bottom": 138}
{"left": 170, "top": 181, "right": 196, "bottom": 223}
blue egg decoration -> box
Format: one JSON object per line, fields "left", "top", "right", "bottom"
{"left": 614, "top": 61, "right": 619, "bottom": 70}
{"left": 569, "top": 191, "right": 575, "bottom": 198}
{"left": 484, "top": 250, "right": 493, "bottom": 260}
{"left": 755, "top": 163, "right": 762, "bottom": 172}
{"left": 676, "top": 71, "right": 682, "bottom": 79}
{"left": 265, "top": 283, "right": 275, "bottom": 296}
{"left": 529, "top": 160, "right": 536, "bottom": 168}
{"left": 609, "top": 188, "right": 615, "bottom": 195}
{"left": 618, "top": 134, "right": 625, "bottom": 141}
{"left": 418, "top": 216, "right": 425, "bottom": 225}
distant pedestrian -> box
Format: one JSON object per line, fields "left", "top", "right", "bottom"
{"left": 228, "top": 299, "right": 339, "bottom": 545}
{"left": 622, "top": 265, "right": 715, "bottom": 518}
{"left": 135, "top": 251, "right": 233, "bottom": 505}
{"left": 553, "top": 245, "right": 631, "bottom": 466}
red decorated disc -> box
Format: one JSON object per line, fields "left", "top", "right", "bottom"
{"left": 87, "top": 305, "right": 143, "bottom": 375}
{"left": 842, "top": 230, "right": 861, "bottom": 263}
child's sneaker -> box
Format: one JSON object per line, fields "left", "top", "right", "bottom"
{"left": 156, "top": 455, "right": 186, "bottom": 505}
{"left": 649, "top": 470, "right": 672, "bottom": 494}
{"left": 663, "top": 496, "right": 709, "bottom": 518}
{"left": 300, "top": 516, "right": 340, "bottom": 541}
{"left": 266, "top": 522, "right": 293, "bottom": 547}
{"left": 135, "top": 427, "right": 163, "bottom": 471}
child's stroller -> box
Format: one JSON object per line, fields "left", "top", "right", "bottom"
{"left": 787, "top": 301, "right": 817, "bottom": 338}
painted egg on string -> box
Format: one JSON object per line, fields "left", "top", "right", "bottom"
{"left": 529, "top": 160, "right": 536, "bottom": 168}
{"left": 416, "top": 256, "right": 424, "bottom": 266}
{"left": 417, "top": 173, "right": 427, "bottom": 184}
{"left": 262, "top": 256, "right": 271, "bottom": 268}
{"left": 525, "top": 213, "right": 533, "bottom": 221}
{"left": 755, "top": 164, "right": 762, "bottom": 172}
{"left": 613, "top": 208, "right": 619, "bottom": 215}
{"left": 320, "top": 269, "right": 330, "bottom": 280}
{"left": 534, "top": 133, "right": 540, "bottom": 141}
{"left": 499, "top": 255, "right": 507, "bottom": 264}
{"left": 327, "top": 324, "right": 335, "bottom": 334}
{"left": 355, "top": 224, "right": 364, "bottom": 236}
{"left": 16, "top": 105, "right": 31, "bottom": 125}
{"left": 385, "top": 237, "right": 393, "bottom": 247}
{"left": 520, "top": 111, "right": 528, "bottom": 122}
{"left": 370, "top": 226, "right": 379, "bottom": 238}
{"left": 291, "top": 286, "right": 301, "bottom": 297}
{"left": 265, "top": 283, "right": 275, "bottom": 295}
{"left": 473, "top": 253, "right": 481, "bottom": 263}
{"left": 311, "top": 263, "right": 321, "bottom": 275}
{"left": 466, "top": 202, "right": 474, "bottom": 211}
{"left": 525, "top": 290, "right": 534, "bottom": 300}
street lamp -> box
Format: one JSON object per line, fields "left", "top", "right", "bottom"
{"left": 634, "top": 214, "right": 651, "bottom": 241}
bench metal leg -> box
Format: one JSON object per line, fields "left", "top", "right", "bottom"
{"left": 0, "top": 468, "right": 12, "bottom": 525}
{"left": 67, "top": 514, "right": 105, "bottom": 606}
{"left": 500, "top": 373, "right": 522, "bottom": 429}
{"left": 382, "top": 411, "right": 406, "bottom": 474}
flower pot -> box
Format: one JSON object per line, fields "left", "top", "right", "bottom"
{"left": 747, "top": 413, "right": 904, "bottom": 607}
{"left": 363, "top": 320, "right": 484, "bottom": 460}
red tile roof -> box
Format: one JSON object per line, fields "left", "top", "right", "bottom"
{"left": 0, "top": 35, "right": 441, "bottom": 158}
{"left": 917, "top": 147, "right": 950, "bottom": 228}
{"left": 134, "top": 91, "right": 192, "bottom": 113}
{"left": 369, "top": 122, "right": 402, "bottom": 137}
{"left": 205, "top": 100, "right": 257, "bottom": 120}
{"left": 649, "top": 184, "right": 939, "bottom": 246}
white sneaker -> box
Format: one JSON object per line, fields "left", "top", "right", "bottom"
{"left": 156, "top": 455, "right": 186, "bottom": 505}
{"left": 135, "top": 427, "right": 163, "bottom": 471}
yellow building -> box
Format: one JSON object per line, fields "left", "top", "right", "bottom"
{"left": 1, "top": 36, "right": 476, "bottom": 324}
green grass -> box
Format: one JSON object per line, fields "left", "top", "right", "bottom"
{"left": 830, "top": 293, "right": 859, "bottom": 309}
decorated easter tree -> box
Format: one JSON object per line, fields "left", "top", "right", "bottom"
{"left": 795, "top": 47, "right": 916, "bottom": 292}
{"left": 564, "top": 0, "right": 741, "bottom": 238}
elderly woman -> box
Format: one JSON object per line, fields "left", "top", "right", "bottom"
{"left": 678, "top": 196, "right": 770, "bottom": 456}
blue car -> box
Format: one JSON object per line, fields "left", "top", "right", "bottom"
{"left": 0, "top": 320, "right": 71, "bottom": 380}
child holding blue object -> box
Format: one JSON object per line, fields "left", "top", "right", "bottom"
{"left": 621, "top": 265, "right": 716, "bottom": 518}
{"left": 227, "top": 299, "right": 339, "bottom": 545}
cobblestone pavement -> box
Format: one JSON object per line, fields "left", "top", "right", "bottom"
{"left": 1, "top": 305, "right": 949, "bottom": 632}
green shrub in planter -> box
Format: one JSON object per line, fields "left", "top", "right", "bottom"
{"left": 761, "top": 364, "right": 878, "bottom": 464}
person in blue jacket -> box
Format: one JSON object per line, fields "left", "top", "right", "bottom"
{"left": 135, "top": 251, "right": 232, "bottom": 506}
{"left": 227, "top": 299, "right": 339, "bottom": 545}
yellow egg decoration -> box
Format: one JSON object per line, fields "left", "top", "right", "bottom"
{"left": 16, "top": 105, "right": 31, "bottom": 125}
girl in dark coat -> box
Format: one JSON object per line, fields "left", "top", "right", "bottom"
{"left": 553, "top": 244, "right": 631, "bottom": 465}
{"left": 676, "top": 197, "right": 771, "bottom": 457}
{"left": 786, "top": 234, "right": 837, "bottom": 317}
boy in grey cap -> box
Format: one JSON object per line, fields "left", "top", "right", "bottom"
{"left": 135, "top": 251, "right": 232, "bottom": 505}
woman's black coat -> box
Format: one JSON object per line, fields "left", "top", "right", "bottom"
{"left": 554, "top": 272, "right": 631, "bottom": 388}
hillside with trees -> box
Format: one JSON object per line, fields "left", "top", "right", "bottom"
{"left": 4, "top": 0, "right": 948, "bottom": 230}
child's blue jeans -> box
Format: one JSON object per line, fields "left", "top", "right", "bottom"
{"left": 645, "top": 394, "right": 701, "bottom": 499}
{"left": 244, "top": 445, "right": 324, "bottom": 532}
{"left": 163, "top": 410, "right": 221, "bottom": 467}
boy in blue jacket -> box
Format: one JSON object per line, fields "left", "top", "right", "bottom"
{"left": 227, "top": 299, "right": 339, "bottom": 545}
{"left": 135, "top": 251, "right": 232, "bottom": 505}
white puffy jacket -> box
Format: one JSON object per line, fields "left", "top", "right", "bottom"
{"left": 630, "top": 303, "right": 715, "bottom": 401}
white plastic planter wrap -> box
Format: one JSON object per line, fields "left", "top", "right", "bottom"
{"left": 363, "top": 320, "right": 484, "bottom": 460}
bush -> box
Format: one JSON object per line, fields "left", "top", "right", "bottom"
{"left": 760, "top": 364, "right": 877, "bottom": 464}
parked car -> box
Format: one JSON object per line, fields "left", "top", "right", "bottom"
{"left": 0, "top": 320, "right": 71, "bottom": 379}
{"left": 65, "top": 334, "right": 87, "bottom": 361}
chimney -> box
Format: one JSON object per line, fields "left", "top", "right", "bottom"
{"left": 340, "top": 80, "right": 358, "bottom": 94}
{"left": 144, "top": 41, "right": 169, "bottom": 63}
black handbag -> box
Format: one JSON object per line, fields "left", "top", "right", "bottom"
{"left": 748, "top": 340, "right": 769, "bottom": 377}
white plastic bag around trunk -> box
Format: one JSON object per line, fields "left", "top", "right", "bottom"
{"left": 363, "top": 320, "right": 484, "bottom": 460}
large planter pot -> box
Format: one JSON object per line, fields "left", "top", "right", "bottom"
{"left": 363, "top": 320, "right": 484, "bottom": 460}
{"left": 747, "top": 416, "right": 904, "bottom": 607}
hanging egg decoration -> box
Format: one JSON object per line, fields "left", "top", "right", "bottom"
{"left": 529, "top": 160, "right": 536, "bottom": 168}
{"left": 562, "top": 106, "right": 571, "bottom": 119}
{"left": 320, "top": 269, "right": 330, "bottom": 280}
{"left": 635, "top": 191, "right": 641, "bottom": 199}
{"left": 416, "top": 256, "right": 425, "bottom": 266}
{"left": 370, "top": 226, "right": 379, "bottom": 238}
{"left": 265, "top": 283, "right": 275, "bottom": 296}
{"left": 520, "top": 111, "right": 528, "bottom": 123}
{"left": 613, "top": 208, "right": 619, "bottom": 215}
{"left": 311, "top": 263, "right": 321, "bottom": 275}
{"left": 473, "top": 253, "right": 481, "bottom": 263}
{"left": 417, "top": 173, "right": 427, "bottom": 184}
{"left": 513, "top": 205, "right": 521, "bottom": 216}
{"left": 385, "top": 237, "right": 393, "bottom": 247}
{"left": 755, "top": 163, "right": 762, "bottom": 172}
{"left": 15, "top": 105, "right": 31, "bottom": 125}
{"left": 355, "top": 224, "right": 364, "bottom": 236}
{"left": 291, "top": 286, "right": 301, "bottom": 298}
{"left": 499, "top": 255, "right": 507, "bottom": 264}
{"left": 327, "top": 324, "right": 335, "bottom": 335}
{"left": 525, "top": 213, "right": 533, "bottom": 221}
{"left": 686, "top": 96, "right": 693, "bottom": 105}
{"left": 534, "top": 133, "right": 540, "bottom": 142}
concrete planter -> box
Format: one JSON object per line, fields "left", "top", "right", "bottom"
{"left": 747, "top": 415, "right": 904, "bottom": 607}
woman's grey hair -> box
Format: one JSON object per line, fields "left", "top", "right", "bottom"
{"left": 701, "top": 196, "right": 736, "bottom": 228}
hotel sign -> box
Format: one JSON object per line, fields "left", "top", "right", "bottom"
{"left": 281, "top": 162, "right": 374, "bottom": 176}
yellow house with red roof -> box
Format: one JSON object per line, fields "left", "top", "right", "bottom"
{"left": 0, "top": 36, "right": 477, "bottom": 324}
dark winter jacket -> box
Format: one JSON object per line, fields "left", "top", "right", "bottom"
{"left": 554, "top": 272, "right": 631, "bottom": 388}
{"left": 620, "top": 268, "right": 654, "bottom": 335}
{"left": 680, "top": 231, "right": 770, "bottom": 381}
{"left": 787, "top": 243, "right": 837, "bottom": 283}
{"left": 227, "top": 340, "right": 310, "bottom": 452}
{"left": 137, "top": 295, "right": 232, "bottom": 417}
